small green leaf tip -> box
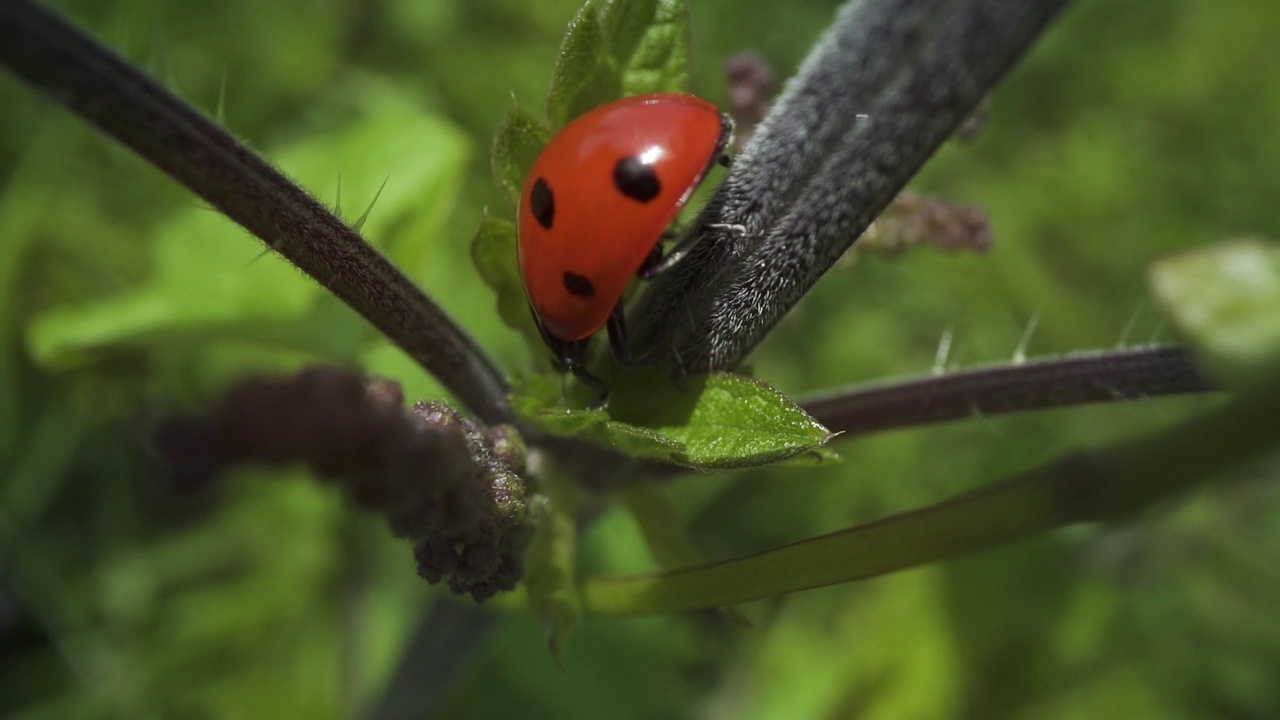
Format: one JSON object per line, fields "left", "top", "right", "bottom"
{"left": 491, "top": 106, "right": 550, "bottom": 207}
{"left": 546, "top": 0, "right": 693, "bottom": 129}
{"left": 1150, "top": 237, "right": 1280, "bottom": 387}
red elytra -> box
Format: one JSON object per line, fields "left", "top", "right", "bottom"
{"left": 516, "top": 93, "right": 731, "bottom": 401}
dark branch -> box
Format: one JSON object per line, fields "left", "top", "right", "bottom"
{"left": 155, "top": 366, "right": 534, "bottom": 601}
{"left": 802, "top": 345, "right": 1218, "bottom": 438}
{"left": 367, "top": 600, "right": 496, "bottom": 720}
{"left": 0, "top": 0, "right": 513, "bottom": 424}
{"left": 631, "top": 0, "right": 1074, "bottom": 371}
{"left": 629, "top": 0, "right": 955, "bottom": 353}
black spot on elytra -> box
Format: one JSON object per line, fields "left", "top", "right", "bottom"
{"left": 529, "top": 177, "right": 555, "bottom": 229}
{"left": 613, "top": 156, "right": 661, "bottom": 203}
{"left": 563, "top": 272, "right": 595, "bottom": 298}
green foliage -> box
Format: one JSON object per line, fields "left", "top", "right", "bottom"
{"left": 547, "top": 1, "right": 618, "bottom": 129}
{"left": 27, "top": 78, "right": 469, "bottom": 373}
{"left": 1150, "top": 237, "right": 1280, "bottom": 386}
{"left": 546, "top": 0, "right": 692, "bottom": 128}
{"left": 482, "top": 0, "right": 829, "bottom": 475}
{"left": 469, "top": 211, "right": 544, "bottom": 353}
{"left": 4, "top": 0, "right": 1280, "bottom": 717}
{"left": 512, "top": 371, "right": 832, "bottom": 469}
{"left": 607, "top": 0, "right": 691, "bottom": 97}
{"left": 490, "top": 105, "right": 551, "bottom": 205}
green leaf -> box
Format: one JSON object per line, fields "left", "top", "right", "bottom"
{"left": 603, "top": 0, "right": 691, "bottom": 96}
{"left": 491, "top": 106, "right": 551, "bottom": 207}
{"left": 512, "top": 370, "right": 833, "bottom": 469}
{"left": 469, "top": 212, "right": 544, "bottom": 355}
{"left": 25, "top": 80, "right": 468, "bottom": 370}
{"left": 1149, "top": 237, "right": 1280, "bottom": 386}
{"left": 598, "top": 0, "right": 659, "bottom": 62}
{"left": 2, "top": 397, "right": 86, "bottom": 523}
{"left": 625, "top": 372, "right": 833, "bottom": 468}
{"left": 546, "top": 1, "right": 621, "bottom": 129}
{"left": 522, "top": 477, "right": 582, "bottom": 666}
{"left": 511, "top": 374, "right": 684, "bottom": 461}
{"left": 543, "top": 0, "right": 694, "bottom": 129}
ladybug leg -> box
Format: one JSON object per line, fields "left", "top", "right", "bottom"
{"left": 531, "top": 308, "right": 609, "bottom": 407}
{"left": 640, "top": 221, "right": 748, "bottom": 280}
{"left": 566, "top": 358, "right": 610, "bottom": 409}
{"left": 637, "top": 234, "right": 685, "bottom": 280}
{"left": 639, "top": 231, "right": 708, "bottom": 280}
{"left": 554, "top": 339, "right": 609, "bottom": 409}
{"left": 636, "top": 243, "right": 666, "bottom": 279}
{"left": 606, "top": 303, "right": 666, "bottom": 369}
{"left": 717, "top": 153, "right": 733, "bottom": 168}
{"left": 605, "top": 303, "right": 639, "bottom": 368}
{"left": 640, "top": 242, "right": 688, "bottom": 279}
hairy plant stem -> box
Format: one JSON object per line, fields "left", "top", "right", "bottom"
{"left": 631, "top": 0, "right": 1075, "bottom": 371}
{"left": 802, "top": 345, "right": 1216, "bottom": 437}
{"left": 629, "top": 0, "right": 954, "bottom": 353}
{"left": 0, "top": 0, "right": 513, "bottom": 424}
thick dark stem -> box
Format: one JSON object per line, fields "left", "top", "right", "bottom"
{"left": 630, "top": 0, "right": 1074, "bottom": 371}
{"left": 629, "top": 0, "right": 955, "bottom": 353}
{"left": 0, "top": 0, "right": 513, "bottom": 424}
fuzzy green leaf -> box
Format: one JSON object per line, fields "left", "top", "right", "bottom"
{"left": 511, "top": 374, "right": 684, "bottom": 462}
{"left": 1150, "top": 237, "right": 1280, "bottom": 386}
{"left": 544, "top": 0, "right": 693, "bottom": 129}
{"left": 512, "top": 371, "right": 833, "bottom": 469}
{"left": 618, "top": 371, "right": 834, "bottom": 468}
{"left": 599, "top": 0, "right": 659, "bottom": 62}
{"left": 546, "top": 1, "right": 621, "bottom": 129}
{"left": 470, "top": 212, "right": 542, "bottom": 354}
{"left": 603, "top": 0, "right": 691, "bottom": 96}
{"left": 491, "top": 105, "right": 551, "bottom": 207}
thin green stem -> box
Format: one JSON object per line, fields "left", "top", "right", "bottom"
{"left": 581, "top": 369, "right": 1273, "bottom": 616}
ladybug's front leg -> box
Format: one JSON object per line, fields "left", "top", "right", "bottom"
{"left": 562, "top": 354, "right": 609, "bottom": 409}
{"left": 531, "top": 306, "right": 609, "bottom": 408}
{"left": 637, "top": 224, "right": 747, "bottom": 280}
{"left": 636, "top": 242, "right": 669, "bottom": 280}
{"left": 552, "top": 338, "right": 609, "bottom": 409}
{"left": 605, "top": 303, "right": 658, "bottom": 369}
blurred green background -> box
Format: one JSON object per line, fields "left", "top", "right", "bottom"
{"left": 3, "top": 0, "right": 1280, "bottom": 717}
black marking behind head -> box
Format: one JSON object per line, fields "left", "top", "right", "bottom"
{"left": 613, "top": 156, "right": 661, "bottom": 202}
{"left": 562, "top": 272, "right": 595, "bottom": 298}
{"left": 529, "top": 177, "right": 555, "bottom": 229}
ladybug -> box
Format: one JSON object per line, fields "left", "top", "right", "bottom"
{"left": 517, "top": 93, "right": 732, "bottom": 403}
